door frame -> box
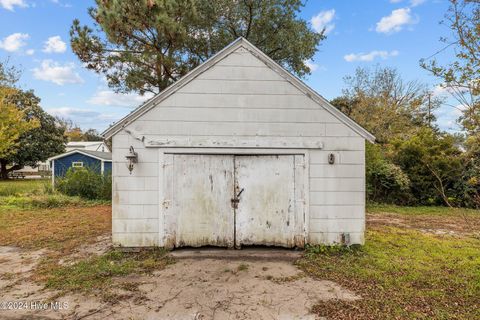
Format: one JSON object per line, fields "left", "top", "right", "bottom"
{"left": 158, "top": 148, "right": 310, "bottom": 248}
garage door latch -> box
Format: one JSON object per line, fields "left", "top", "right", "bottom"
{"left": 231, "top": 188, "right": 244, "bottom": 209}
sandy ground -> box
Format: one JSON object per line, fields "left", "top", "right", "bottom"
{"left": 0, "top": 244, "right": 359, "bottom": 320}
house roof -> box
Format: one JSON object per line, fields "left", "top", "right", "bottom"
{"left": 67, "top": 141, "right": 104, "bottom": 147}
{"left": 102, "top": 37, "right": 375, "bottom": 143}
{"left": 48, "top": 149, "right": 112, "bottom": 162}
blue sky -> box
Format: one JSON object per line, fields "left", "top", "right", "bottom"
{"left": 0, "top": 0, "right": 459, "bottom": 133}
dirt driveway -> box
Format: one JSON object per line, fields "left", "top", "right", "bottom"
{"left": 0, "top": 245, "right": 358, "bottom": 320}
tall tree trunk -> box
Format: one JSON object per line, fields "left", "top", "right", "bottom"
{"left": 0, "top": 160, "right": 21, "bottom": 180}
{"left": 0, "top": 160, "right": 9, "bottom": 180}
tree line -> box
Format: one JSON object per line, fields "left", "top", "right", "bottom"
{"left": 329, "top": 0, "right": 479, "bottom": 208}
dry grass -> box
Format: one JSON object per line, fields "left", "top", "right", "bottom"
{"left": 367, "top": 205, "right": 480, "bottom": 237}
{"left": 0, "top": 205, "right": 111, "bottom": 251}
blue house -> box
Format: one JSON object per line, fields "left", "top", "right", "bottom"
{"left": 48, "top": 149, "right": 112, "bottom": 185}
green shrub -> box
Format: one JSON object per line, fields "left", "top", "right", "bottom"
{"left": 366, "top": 143, "right": 411, "bottom": 204}
{"left": 57, "top": 167, "right": 112, "bottom": 200}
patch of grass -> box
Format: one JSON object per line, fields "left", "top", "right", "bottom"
{"left": 298, "top": 227, "right": 480, "bottom": 319}
{"left": 0, "top": 272, "right": 15, "bottom": 280}
{"left": 304, "top": 244, "right": 363, "bottom": 257}
{"left": 368, "top": 204, "right": 480, "bottom": 217}
{"left": 266, "top": 273, "right": 305, "bottom": 283}
{"left": 0, "top": 179, "right": 50, "bottom": 197}
{"left": 237, "top": 263, "right": 249, "bottom": 272}
{"left": 0, "top": 179, "right": 45, "bottom": 194}
{"left": 0, "top": 194, "right": 107, "bottom": 210}
{"left": 42, "top": 248, "right": 173, "bottom": 293}
{"left": 0, "top": 179, "right": 109, "bottom": 211}
{"left": 0, "top": 205, "right": 111, "bottom": 249}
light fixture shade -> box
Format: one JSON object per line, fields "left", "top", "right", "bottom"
{"left": 126, "top": 146, "right": 138, "bottom": 174}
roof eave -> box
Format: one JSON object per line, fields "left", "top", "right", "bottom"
{"left": 48, "top": 149, "right": 112, "bottom": 162}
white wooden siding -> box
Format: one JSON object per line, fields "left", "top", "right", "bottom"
{"left": 112, "top": 133, "right": 159, "bottom": 247}
{"left": 309, "top": 205, "right": 365, "bottom": 219}
{"left": 178, "top": 79, "right": 300, "bottom": 95}
{"left": 135, "top": 107, "right": 340, "bottom": 123}
{"left": 197, "top": 65, "right": 283, "bottom": 81}
{"left": 216, "top": 50, "right": 267, "bottom": 67}
{"left": 112, "top": 46, "right": 367, "bottom": 246}
{"left": 167, "top": 93, "right": 324, "bottom": 109}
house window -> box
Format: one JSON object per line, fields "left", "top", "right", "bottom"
{"left": 72, "top": 162, "right": 84, "bottom": 168}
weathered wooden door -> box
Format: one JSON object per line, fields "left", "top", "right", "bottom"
{"left": 234, "top": 155, "right": 304, "bottom": 248}
{"left": 163, "top": 154, "right": 304, "bottom": 248}
{"left": 163, "top": 154, "right": 235, "bottom": 248}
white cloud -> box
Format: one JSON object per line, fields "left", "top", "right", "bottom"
{"left": 410, "top": 0, "right": 426, "bottom": 7}
{"left": 42, "top": 36, "right": 67, "bottom": 53}
{"left": 50, "top": 0, "right": 71, "bottom": 8}
{"left": 388, "top": 0, "right": 426, "bottom": 6}
{"left": 344, "top": 50, "right": 399, "bottom": 62}
{"left": 0, "top": 0, "right": 27, "bottom": 11}
{"left": 434, "top": 104, "right": 465, "bottom": 132}
{"left": 0, "top": 33, "right": 29, "bottom": 52}
{"left": 47, "top": 107, "right": 101, "bottom": 119}
{"left": 311, "top": 9, "right": 336, "bottom": 35}
{"left": 47, "top": 107, "right": 120, "bottom": 127}
{"left": 432, "top": 84, "right": 451, "bottom": 97}
{"left": 432, "top": 81, "right": 477, "bottom": 98}
{"left": 88, "top": 90, "right": 153, "bottom": 107}
{"left": 25, "top": 48, "right": 34, "bottom": 55}
{"left": 376, "top": 8, "right": 416, "bottom": 34}
{"left": 32, "top": 60, "right": 83, "bottom": 85}
{"left": 304, "top": 59, "right": 319, "bottom": 72}
{"left": 46, "top": 107, "right": 118, "bottom": 131}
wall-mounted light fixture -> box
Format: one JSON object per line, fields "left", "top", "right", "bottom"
{"left": 328, "top": 153, "right": 335, "bottom": 165}
{"left": 126, "top": 146, "right": 138, "bottom": 174}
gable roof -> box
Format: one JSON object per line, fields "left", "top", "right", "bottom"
{"left": 48, "top": 149, "right": 112, "bottom": 162}
{"left": 101, "top": 37, "right": 375, "bottom": 143}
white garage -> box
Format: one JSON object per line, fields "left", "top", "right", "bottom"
{"left": 102, "top": 37, "right": 375, "bottom": 249}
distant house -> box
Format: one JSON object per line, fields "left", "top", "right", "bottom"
{"left": 66, "top": 141, "right": 109, "bottom": 152}
{"left": 48, "top": 149, "right": 112, "bottom": 185}
{"left": 11, "top": 141, "right": 109, "bottom": 178}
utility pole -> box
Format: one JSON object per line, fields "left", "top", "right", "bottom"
{"left": 427, "top": 92, "right": 432, "bottom": 127}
